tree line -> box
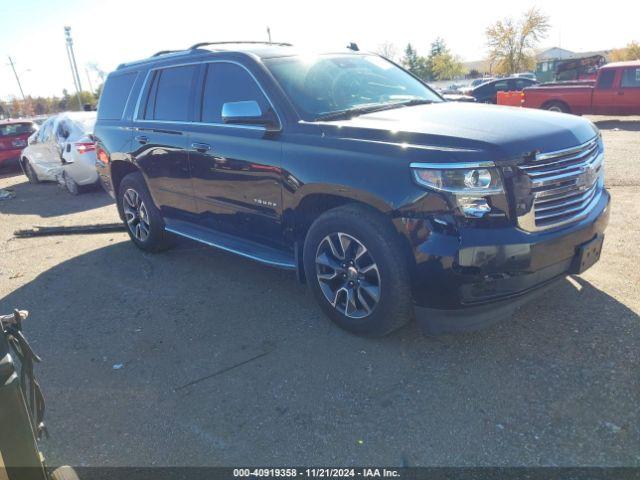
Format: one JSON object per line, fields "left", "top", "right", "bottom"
{"left": 0, "top": 86, "right": 102, "bottom": 119}
{"left": 381, "top": 7, "right": 638, "bottom": 82}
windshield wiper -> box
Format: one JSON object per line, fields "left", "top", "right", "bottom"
{"left": 313, "top": 99, "right": 436, "bottom": 122}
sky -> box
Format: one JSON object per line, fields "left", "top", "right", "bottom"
{"left": 0, "top": 0, "right": 637, "bottom": 99}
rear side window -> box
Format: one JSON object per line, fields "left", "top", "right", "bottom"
{"left": 98, "top": 72, "right": 137, "bottom": 120}
{"left": 144, "top": 65, "right": 197, "bottom": 121}
{"left": 201, "top": 63, "right": 270, "bottom": 123}
{"left": 621, "top": 67, "right": 640, "bottom": 88}
{"left": 596, "top": 69, "right": 616, "bottom": 89}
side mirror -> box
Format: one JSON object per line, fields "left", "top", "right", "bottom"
{"left": 221, "top": 101, "right": 279, "bottom": 131}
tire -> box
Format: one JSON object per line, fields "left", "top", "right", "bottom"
{"left": 50, "top": 466, "right": 81, "bottom": 480}
{"left": 23, "top": 159, "right": 39, "bottom": 184}
{"left": 545, "top": 101, "right": 569, "bottom": 113}
{"left": 117, "top": 171, "right": 172, "bottom": 252}
{"left": 303, "top": 204, "right": 413, "bottom": 337}
{"left": 62, "top": 171, "right": 80, "bottom": 195}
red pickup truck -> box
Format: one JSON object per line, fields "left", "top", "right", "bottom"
{"left": 523, "top": 61, "right": 640, "bottom": 115}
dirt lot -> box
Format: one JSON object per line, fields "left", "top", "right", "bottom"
{"left": 0, "top": 116, "right": 638, "bottom": 467}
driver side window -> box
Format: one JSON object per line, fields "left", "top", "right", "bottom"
{"left": 200, "top": 63, "right": 270, "bottom": 124}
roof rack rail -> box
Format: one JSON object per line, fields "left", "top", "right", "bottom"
{"left": 189, "top": 41, "right": 293, "bottom": 50}
{"left": 151, "top": 49, "right": 183, "bottom": 57}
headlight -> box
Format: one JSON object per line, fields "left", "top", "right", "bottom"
{"left": 410, "top": 162, "right": 504, "bottom": 195}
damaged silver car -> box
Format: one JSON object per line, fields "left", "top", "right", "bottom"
{"left": 20, "top": 112, "right": 99, "bottom": 195}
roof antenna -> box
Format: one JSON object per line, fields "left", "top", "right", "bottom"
{"left": 347, "top": 42, "right": 359, "bottom": 52}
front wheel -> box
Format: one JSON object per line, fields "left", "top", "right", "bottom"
{"left": 118, "top": 171, "right": 172, "bottom": 252}
{"left": 23, "top": 159, "right": 39, "bottom": 184}
{"left": 303, "top": 204, "right": 413, "bottom": 337}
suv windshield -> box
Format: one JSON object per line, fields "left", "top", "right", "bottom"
{"left": 264, "top": 54, "right": 442, "bottom": 121}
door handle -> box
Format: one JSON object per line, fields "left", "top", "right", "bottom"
{"left": 135, "top": 135, "right": 149, "bottom": 144}
{"left": 191, "top": 142, "right": 212, "bottom": 153}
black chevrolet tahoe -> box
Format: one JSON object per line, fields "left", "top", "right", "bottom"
{"left": 94, "top": 42, "right": 609, "bottom": 336}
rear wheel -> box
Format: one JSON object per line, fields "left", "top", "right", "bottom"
{"left": 545, "top": 101, "right": 570, "bottom": 113}
{"left": 62, "top": 171, "right": 80, "bottom": 195}
{"left": 118, "top": 171, "right": 172, "bottom": 252}
{"left": 303, "top": 204, "right": 413, "bottom": 337}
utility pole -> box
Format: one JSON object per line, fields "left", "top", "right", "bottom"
{"left": 85, "top": 67, "right": 94, "bottom": 95}
{"left": 64, "top": 26, "right": 83, "bottom": 110}
{"left": 267, "top": 26, "right": 272, "bottom": 43}
{"left": 7, "top": 56, "right": 26, "bottom": 102}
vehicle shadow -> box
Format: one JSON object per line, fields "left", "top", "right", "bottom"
{"left": 0, "top": 179, "right": 113, "bottom": 218}
{"left": 1, "top": 239, "right": 638, "bottom": 466}
{"left": 592, "top": 118, "right": 640, "bottom": 132}
{"left": 0, "top": 161, "right": 22, "bottom": 179}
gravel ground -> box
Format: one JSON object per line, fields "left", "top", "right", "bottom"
{"left": 0, "top": 116, "right": 638, "bottom": 467}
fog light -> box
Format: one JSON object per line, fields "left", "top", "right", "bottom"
{"left": 456, "top": 197, "right": 491, "bottom": 218}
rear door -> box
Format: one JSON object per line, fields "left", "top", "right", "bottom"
{"left": 133, "top": 64, "right": 199, "bottom": 218}
{"left": 188, "top": 61, "right": 284, "bottom": 245}
{"left": 618, "top": 66, "right": 640, "bottom": 115}
{"left": 592, "top": 68, "right": 619, "bottom": 114}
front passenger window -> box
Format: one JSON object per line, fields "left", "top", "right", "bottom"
{"left": 38, "top": 120, "right": 52, "bottom": 142}
{"left": 621, "top": 68, "right": 640, "bottom": 88}
{"left": 201, "top": 63, "right": 270, "bottom": 124}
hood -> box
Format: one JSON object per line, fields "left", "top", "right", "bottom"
{"left": 316, "top": 102, "right": 598, "bottom": 163}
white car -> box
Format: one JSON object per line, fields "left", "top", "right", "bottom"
{"left": 20, "top": 111, "right": 98, "bottom": 195}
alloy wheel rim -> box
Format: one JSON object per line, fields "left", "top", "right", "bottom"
{"left": 122, "top": 188, "right": 150, "bottom": 241}
{"left": 315, "top": 232, "right": 381, "bottom": 319}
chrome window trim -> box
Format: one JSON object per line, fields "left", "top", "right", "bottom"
{"left": 132, "top": 59, "right": 282, "bottom": 130}
{"left": 410, "top": 161, "right": 496, "bottom": 169}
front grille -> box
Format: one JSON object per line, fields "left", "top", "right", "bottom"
{"left": 517, "top": 136, "right": 604, "bottom": 231}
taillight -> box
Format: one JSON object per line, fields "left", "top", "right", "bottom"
{"left": 96, "top": 146, "right": 109, "bottom": 164}
{"left": 75, "top": 142, "right": 96, "bottom": 154}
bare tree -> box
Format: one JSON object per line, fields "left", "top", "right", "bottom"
{"left": 486, "top": 7, "right": 550, "bottom": 75}
{"left": 376, "top": 42, "right": 399, "bottom": 62}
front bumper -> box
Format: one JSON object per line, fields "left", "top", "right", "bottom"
{"left": 409, "top": 188, "right": 610, "bottom": 334}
